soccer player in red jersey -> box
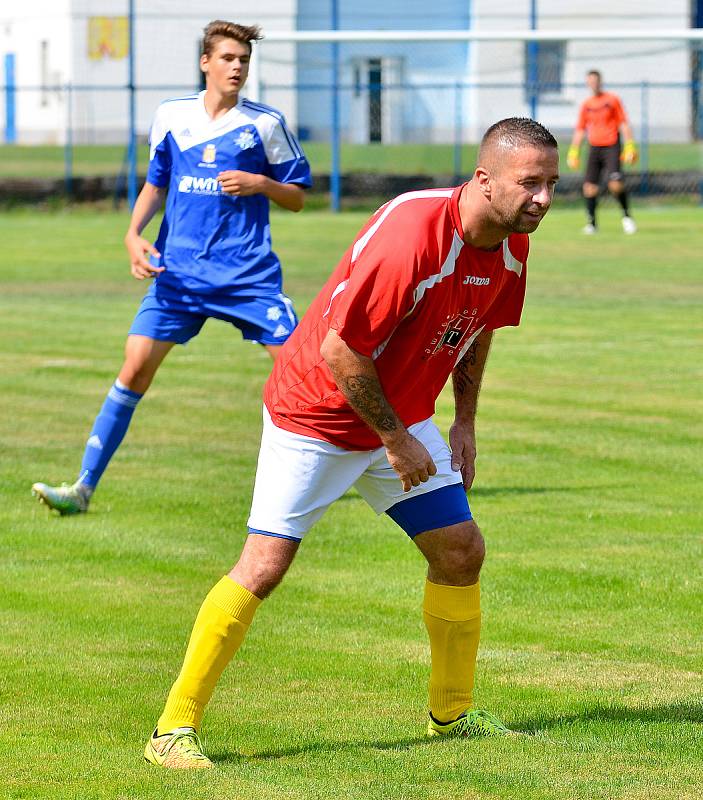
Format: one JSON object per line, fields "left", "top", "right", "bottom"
{"left": 144, "top": 117, "right": 560, "bottom": 768}
{"left": 567, "top": 70, "right": 638, "bottom": 235}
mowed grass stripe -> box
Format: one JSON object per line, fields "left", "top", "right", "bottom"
{"left": 0, "top": 205, "right": 701, "bottom": 799}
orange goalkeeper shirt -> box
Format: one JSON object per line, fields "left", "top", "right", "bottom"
{"left": 576, "top": 92, "right": 627, "bottom": 147}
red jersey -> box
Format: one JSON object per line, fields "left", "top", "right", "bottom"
{"left": 576, "top": 92, "right": 627, "bottom": 147}
{"left": 264, "top": 185, "right": 529, "bottom": 450}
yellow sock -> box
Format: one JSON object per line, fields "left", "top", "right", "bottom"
{"left": 423, "top": 579, "right": 481, "bottom": 724}
{"left": 157, "top": 576, "right": 261, "bottom": 734}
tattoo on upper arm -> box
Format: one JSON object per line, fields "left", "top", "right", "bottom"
{"left": 344, "top": 375, "right": 398, "bottom": 433}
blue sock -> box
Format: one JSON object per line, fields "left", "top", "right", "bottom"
{"left": 77, "top": 379, "right": 143, "bottom": 489}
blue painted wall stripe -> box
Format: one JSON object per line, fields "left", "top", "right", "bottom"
{"left": 4, "top": 52, "right": 16, "bottom": 144}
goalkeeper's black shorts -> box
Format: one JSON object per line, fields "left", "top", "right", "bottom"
{"left": 585, "top": 141, "right": 623, "bottom": 184}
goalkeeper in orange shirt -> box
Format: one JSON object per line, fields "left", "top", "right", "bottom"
{"left": 567, "top": 70, "right": 638, "bottom": 235}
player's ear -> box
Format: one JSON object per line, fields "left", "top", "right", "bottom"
{"left": 200, "top": 53, "right": 209, "bottom": 75}
{"left": 475, "top": 167, "right": 492, "bottom": 198}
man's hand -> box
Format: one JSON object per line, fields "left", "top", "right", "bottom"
{"left": 217, "top": 170, "right": 264, "bottom": 196}
{"left": 566, "top": 145, "right": 580, "bottom": 170}
{"left": 384, "top": 431, "right": 437, "bottom": 492}
{"left": 448, "top": 420, "right": 477, "bottom": 490}
{"left": 124, "top": 232, "right": 163, "bottom": 280}
{"left": 621, "top": 140, "right": 638, "bottom": 165}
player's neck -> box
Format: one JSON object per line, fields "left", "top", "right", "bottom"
{"left": 463, "top": 225, "right": 504, "bottom": 251}
{"left": 203, "top": 88, "right": 240, "bottom": 120}
{"left": 458, "top": 184, "right": 505, "bottom": 250}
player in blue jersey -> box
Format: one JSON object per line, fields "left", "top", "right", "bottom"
{"left": 32, "top": 20, "right": 312, "bottom": 515}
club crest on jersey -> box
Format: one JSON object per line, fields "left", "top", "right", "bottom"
{"left": 429, "top": 311, "right": 476, "bottom": 356}
{"left": 202, "top": 144, "right": 216, "bottom": 163}
{"left": 235, "top": 129, "right": 256, "bottom": 150}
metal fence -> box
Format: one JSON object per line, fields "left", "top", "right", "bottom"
{"left": 1, "top": 79, "right": 702, "bottom": 207}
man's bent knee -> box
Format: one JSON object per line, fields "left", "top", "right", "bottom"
{"left": 414, "top": 520, "right": 485, "bottom": 586}
{"left": 119, "top": 336, "right": 173, "bottom": 394}
{"left": 228, "top": 532, "right": 299, "bottom": 599}
{"left": 583, "top": 183, "right": 599, "bottom": 198}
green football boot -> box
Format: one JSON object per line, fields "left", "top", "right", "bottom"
{"left": 144, "top": 727, "right": 213, "bottom": 769}
{"left": 427, "top": 709, "right": 513, "bottom": 738}
{"left": 31, "top": 482, "right": 89, "bottom": 515}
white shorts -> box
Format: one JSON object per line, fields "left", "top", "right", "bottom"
{"left": 247, "top": 408, "right": 464, "bottom": 541}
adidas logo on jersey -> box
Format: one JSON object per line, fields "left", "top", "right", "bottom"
{"left": 86, "top": 434, "right": 103, "bottom": 450}
{"left": 178, "top": 176, "right": 222, "bottom": 195}
{"left": 463, "top": 275, "right": 491, "bottom": 286}
{"left": 272, "top": 323, "right": 290, "bottom": 338}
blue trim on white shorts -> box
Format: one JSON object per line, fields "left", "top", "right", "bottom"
{"left": 386, "top": 483, "right": 472, "bottom": 539}
{"left": 248, "top": 527, "right": 302, "bottom": 543}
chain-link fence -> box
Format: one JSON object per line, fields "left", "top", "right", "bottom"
{"left": 1, "top": 5, "right": 702, "bottom": 207}
{"left": 2, "top": 78, "right": 701, "bottom": 206}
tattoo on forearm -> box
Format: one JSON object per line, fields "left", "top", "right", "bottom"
{"left": 344, "top": 375, "right": 399, "bottom": 433}
{"left": 453, "top": 341, "right": 479, "bottom": 397}
{"left": 453, "top": 360, "right": 474, "bottom": 397}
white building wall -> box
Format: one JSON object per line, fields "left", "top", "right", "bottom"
{"left": 1, "top": 0, "right": 298, "bottom": 144}
{"left": 469, "top": 0, "right": 692, "bottom": 142}
{"left": 2, "top": 0, "right": 697, "bottom": 145}
{"left": 69, "top": 0, "right": 298, "bottom": 144}
{"left": 1, "top": 1, "right": 71, "bottom": 144}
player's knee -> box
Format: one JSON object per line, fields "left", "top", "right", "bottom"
{"left": 229, "top": 538, "right": 297, "bottom": 599}
{"left": 118, "top": 363, "right": 155, "bottom": 394}
{"left": 119, "top": 349, "right": 161, "bottom": 393}
{"left": 583, "top": 183, "right": 598, "bottom": 198}
{"left": 430, "top": 522, "right": 485, "bottom": 585}
{"left": 455, "top": 523, "right": 486, "bottom": 579}
{"left": 231, "top": 560, "right": 288, "bottom": 599}
{"left": 608, "top": 180, "right": 624, "bottom": 194}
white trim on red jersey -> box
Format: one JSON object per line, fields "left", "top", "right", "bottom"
{"left": 351, "top": 189, "right": 455, "bottom": 264}
{"left": 322, "top": 279, "right": 349, "bottom": 318}
{"left": 502, "top": 238, "right": 523, "bottom": 276}
{"left": 409, "top": 230, "right": 465, "bottom": 316}
{"left": 453, "top": 324, "right": 486, "bottom": 367}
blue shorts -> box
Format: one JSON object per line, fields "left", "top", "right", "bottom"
{"left": 128, "top": 282, "right": 298, "bottom": 345}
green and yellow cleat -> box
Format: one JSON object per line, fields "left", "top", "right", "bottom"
{"left": 31, "top": 482, "right": 89, "bottom": 515}
{"left": 427, "top": 709, "right": 513, "bottom": 738}
{"left": 144, "top": 727, "right": 213, "bottom": 769}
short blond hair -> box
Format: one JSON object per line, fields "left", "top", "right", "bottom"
{"left": 202, "top": 20, "right": 263, "bottom": 57}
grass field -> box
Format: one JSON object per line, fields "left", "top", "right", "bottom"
{"left": 1, "top": 204, "right": 702, "bottom": 799}
{"left": 1, "top": 141, "right": 701, "bottom": 179}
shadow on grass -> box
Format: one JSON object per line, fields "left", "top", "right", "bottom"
{"left": 212, "top": 701, "right": 703, "bottom": 763}
{"left": 470, "top": 484, "right": 628, "bottom": 498}
{"left": 213, "top": 735, "right": 436, "bottom": 763}
{"left": 515, "top": 699, "right": 703, "bottom": 733}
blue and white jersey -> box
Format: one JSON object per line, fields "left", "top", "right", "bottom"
{"left": 147, "top": 92, "right": 312, "bottom": 297}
